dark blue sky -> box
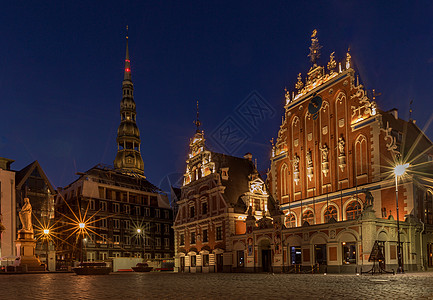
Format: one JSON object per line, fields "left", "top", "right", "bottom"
{"left": 1, "top": 1, "right": 432, "bottom": 193}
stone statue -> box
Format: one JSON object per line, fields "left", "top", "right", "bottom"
{"left": 306, "top": 151, "right": 313, "bottom": 168}
{"left": 19, "top": 198, "right": 33, "bottom": 232}
{"left": 293, "top": 155, "right": 300, "bottom": 172}
{"left": 320, "top": 144, "right": 329, "bottom": 162}
{"left": 338, "top": 137, "right": 345, "bottom": 156}
{"left": 364, "top": 190, "right": 374, "bottom": 207}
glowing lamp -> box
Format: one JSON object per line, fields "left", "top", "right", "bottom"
{"left": 394, "top": 163, "right": 409, "bottom": 176}
{"left": 79, "top": 223, "right": 85, "bottom": 229}
{"left": 43, "top": 229, "right": 50, "bottom": 235}
{"left": 137, "top": 228, "right": 141, "bottom": 234}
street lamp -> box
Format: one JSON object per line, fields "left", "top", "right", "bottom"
{"left": 137, "top": 228, "right": 145, "bottom": 259}
{"left": 43, "top": 229, "right": 50, "bottom": 271}
{"left": 79, "top": 223, "right": 86, "bottom": 263}
{"left": 394, "top": 163, "right": 409, "bottom": 274}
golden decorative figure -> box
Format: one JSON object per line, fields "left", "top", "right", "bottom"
{"left": 295, "top": 73, "right": 304, "bottom": 90}
{"left": 19, "top": 198, "right": 33, "bottom": 232}
{"left": 346, "top": 47, "right": 351, "bottom": 69}
{"left": 284, "top": 88, "right": 291, "bottom": 103}
{"left": 311, "top": 29, "right": 317, "bottom": 38}
{"left": 327, "top": 51, "right": 336, "bottom": 71}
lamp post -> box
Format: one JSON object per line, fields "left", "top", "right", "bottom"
{"left": 394, "top": 163, "right": 409, "bottom": 274}
{"left": 137, "top": 228, "right": 145, "bottom": 260}
{"left": 43, "top": 229, "right": 50, "bottom": 271}
{"left": 79, "top": 222, "right": 85, "bottom": 263}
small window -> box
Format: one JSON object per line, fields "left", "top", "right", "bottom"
{"left": 346, "top": 201, "right": 361, "bottom": 220}
{"left": 285, "top": 213, "right": 296, "bottom": 228}
{"left": 164, "top": 224, "right": 170, "bottom": 234}
{"left": 302, "top": 210, "right": 314, "bottom": 225}
{"left": 156, "top": 238, "right": 161, "bottom": 247}
{"left": 324, "top": 206, "right": 337, "bottom": 222}
{"left": 190, "top": 255, "right": 196, "bottom": 267}
{"left": 180, "top": 234, "right": 185, "bottom": 246}
{"left": 124, "top": 204, "right": 130, "bottom": 214}
{"left": 202, "top": 229, "right": 208, "bottom": 243}
{"left": 190, "top": 206, "right": 195, "bottom": 218}
{"left": 202, "top": 254, "right": 209, "bottom": 266}
{"left": 164, "top": 238, "right": 170, "bottom": 248}
{"left": 164, "top": 210, "right": 170, "bottom": 219}
{"left": 202, "top": 202, "right": 208, "bottom": 215}
{"left": 155, "top": 209, "right": 160, "bottom": 218}
{"left": 191, "top": 232, "right": 196, "bottom": 244}
{"left": 113, "top": 219, "right": 120, "bottom": 229}
{"left": 144, "top": 208, "right": 150, "bottom": 216}
{"left": 100, "top": 201, "right": 107, "bottom": 211}
{"left": 89, "top": 199, "right": 95, "bottom": 210}
{"left": 216, "top": 226, "right": 222, "bottom": 241}
{"left": 156, "top": 223, "right": 161, "bottom": 233}
{"left": 113, "top": 203, "right": 120, "bottom": 213}
{"left": 135, "top": 206, "right": 141, "bottom": 216}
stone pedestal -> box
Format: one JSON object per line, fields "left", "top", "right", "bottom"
{"left": 15, "top": 230, "right": 44, "bottom": 272}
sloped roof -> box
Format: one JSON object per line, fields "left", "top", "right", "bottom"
{"left": 15, "top": 160, "right": 55, "bottom": 192}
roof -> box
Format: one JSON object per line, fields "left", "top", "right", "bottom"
{"left": 15, "top": 160, "right": 55, "bottom": 192}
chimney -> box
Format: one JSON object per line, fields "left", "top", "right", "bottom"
{"left": 243, "top": 153, "right": 252, "bottom": 161}
{"left": 389, "top": 108, "right": 398, "bottom": 120}
{"left": 0, "top": 157, "right": 14, "bottom": 170}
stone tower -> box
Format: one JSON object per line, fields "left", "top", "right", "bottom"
{"left": 114, "top": 34, "right": 145, "bottom": 174}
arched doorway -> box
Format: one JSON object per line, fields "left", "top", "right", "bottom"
{"left": 259, "top": 238, "right": 272, "bottom": 272}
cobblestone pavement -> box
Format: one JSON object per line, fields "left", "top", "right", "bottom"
{"left": 0, "top": 272, "right": 432, "bottom": 299}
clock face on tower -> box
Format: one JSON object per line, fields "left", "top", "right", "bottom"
{"left": 308, "top": 94, "right": 323, "bottom": 120}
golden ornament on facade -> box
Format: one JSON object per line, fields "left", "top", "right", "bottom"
{"left": 295, "top": 73, "right": 304, "bottom": 90}
{"left": 327, "top": 51, "right": 336, "bottom": 72}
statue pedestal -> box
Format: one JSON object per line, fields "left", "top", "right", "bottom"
{"left": 15, "top": 230, "right": 44, "bottom": 272}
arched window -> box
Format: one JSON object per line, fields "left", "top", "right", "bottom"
{"left": 285, "top": 213, "right": 296, "bottom": 228}
{"left": 426, "top": 190, "right": 433, "bottom": 225}
{"left": 354, "top": 135, "right": 368, "bottom": 176}
{"left": 302, "top": 210, "right": 314, "bottom": 225}
{"left": 324, "top": 205, "right": 338, "bottom": 222}
{"left": 346, "top": 201, "right": 361, "bottom": 220}
{"left": 280, "top": 164, "right": 288, "bottom": 197}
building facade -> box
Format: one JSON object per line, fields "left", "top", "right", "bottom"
{"left": 231, "top": 33, "right": 433, "bottom": 273}
{"left": 56, "top": 35, "right": 174, "bottom": 266}
{"left": 173, "top": 124, "right": 276, "bottom": 272}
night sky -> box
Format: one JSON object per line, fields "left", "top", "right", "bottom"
{"left": 1, "top": 1, "right": 432, "bottom": 195}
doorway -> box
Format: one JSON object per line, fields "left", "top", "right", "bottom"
{"left": 315, "top": 244, "right": 327, "bottom": 265}
{"left": 180, "top": 256, "right": 185, "bottom": 272}
{"left": 216, "top": 254, "right": 223, "bottom": 272}
{"left": 262, "top": 250, "right": 272, "bottom": 272}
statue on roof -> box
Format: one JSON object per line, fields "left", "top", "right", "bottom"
{"left": 308, "top": 29, "right": 322, "bottom": 67}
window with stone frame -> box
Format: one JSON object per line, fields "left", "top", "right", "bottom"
{"left": 180, "top": 233, "right": 185, "bottom": 246}
{"left": 202, "top": 229, "right": 208, "bottom": 242}
{"left": 216, "top": 226, "right": 222, "bottom": 241}
{"left": 346, "top": 201, "right": 362, "bottom": 220}
{"left": 302, "top": 210, "right": 314, "bottom": 225}
{"left": 202, "top": 254, "right": 209, "bottom": 266}
{"left": 190, "top": 205, "right": 195, "bottom": 218}
{"left": 190, "top": 232, "right": 196, "bottom": 244}
{"left": 324, "top": 205, "right": 338, "bottom": 222}
{"left": 201, "top": 201, "right": 208, "bottom": 215}
{"left": 285, "top": 213, "right": 297, "bottom": 228}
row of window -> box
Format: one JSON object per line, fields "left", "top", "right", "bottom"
{"left": 86, "top": 233, "right": 170, "bottom": 247}
{"left": 86, "top": 252, "right": 172, "bottom": 261}
{"left": 97, "top": 219, "right": 170, "bottom": 234}
{"left": 88, "top": 199, "right": 170, "bottom": 218}
{"left": 285, "top": 201, "right": 362, "bottom": 227}
{"left": 179, "top": 226, "right": 222, "bottom": 246}
{"left": 98, "top": 187, "right": 158, "bottom": 206}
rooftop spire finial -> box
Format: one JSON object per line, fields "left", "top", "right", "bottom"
{"left": 308, "top": 29, "right": 322, "bottom": 67}
{"left": 193, "top": 100, "right": 201, "bottom": 133}
{"left": 124, "top": 26, "right": 131, "bottom": 81}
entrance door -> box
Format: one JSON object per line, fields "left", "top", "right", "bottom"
{"left": 180, "top": 256, "right": 185, "bottom": 272}
{"left": 262, "top": 250, "right": 272, "bottom": 272}
{"left": 216, "top": 254, "right": 223, "bottom": 272}
{"left": 314, "top": 244, "right": 327, "bottom": 265}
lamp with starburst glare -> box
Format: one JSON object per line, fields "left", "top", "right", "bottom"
{"left": 394, "top": 163, "right": 409, "bottom": 273}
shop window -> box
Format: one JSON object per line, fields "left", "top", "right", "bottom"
{"left": 342, "top": 242, "right": 356, "bottom": 264}
{"left": 346, "top": 201, "right": 361, "bottom": 220}
{"left": 290, "top": 246, "right": 302, "bottom": 265}
{"left": 190, "top": 255, "right": 196, "bottom": 267}
{"left": 202, "top": 254, "right": 209, "bottom": 266}
{"left": 324, "top": 206, "right": 337, "bottom": 222}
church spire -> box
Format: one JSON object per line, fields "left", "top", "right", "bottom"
{"left": 124, "top": 26, "right": 131, "bottom": 81}
{"left": 114, "top": 31, "right": 145, "bottom": 175}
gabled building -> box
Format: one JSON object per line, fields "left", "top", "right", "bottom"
{"left": 56, "top": 34, "right": 174, "bottom": 265}
{"left": 230, "top": 31, "right": 433, "bottom": 273}
{"left": 173, "top": 119, "right": 275, "bottom": 272}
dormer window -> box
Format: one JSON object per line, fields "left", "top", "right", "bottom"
{"left": 221, "top": 167, "right": 229, "bottom": 180}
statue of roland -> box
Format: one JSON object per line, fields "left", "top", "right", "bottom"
{"left": 19, "top": 198, "right": 33, "bottom": 233}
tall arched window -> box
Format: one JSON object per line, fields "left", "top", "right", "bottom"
{"left": 280, "top": 164, "right": 288, "bottom": 197}
{"left": 302, "top": 210, "right": 314, "bottom": 225}
{"left": 346, "top": 201, "right": 361, "bottom": 220}
{"left": 285, "top": 213, "right": 296, "bottom": 228}
{"left": 354, "top": 135, "right": 368, "bottom": 176}
{"left": 324, "top": 205, "right": 338, "bottom": 222}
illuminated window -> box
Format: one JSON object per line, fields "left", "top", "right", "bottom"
{"left": 302, "top": 210, "right": 314, "bottom": 225}
{"left": 346, "top": 201, "right": 361, "bottom": 220}
{"left": 216, "top": 226, "right": 222, "bottom": 240}
{"left": 285, "top": 213, "right": 296, "bottom": 228}
{"left": 324, "top": 206, "right": 337, "bottom": 222}
{"left": 342, "top": 242, "right": 356, "bottom": 264}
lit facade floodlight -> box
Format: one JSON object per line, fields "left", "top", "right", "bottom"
{"left": 79, "top": 223, "right": 85, "bottom": 229}
{"left": 394, "top": 163, "right": 410, "bottom": 176}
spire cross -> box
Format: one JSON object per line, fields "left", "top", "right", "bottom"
{"left": 194, "top": 100, "right": 201, "bottom": 132}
